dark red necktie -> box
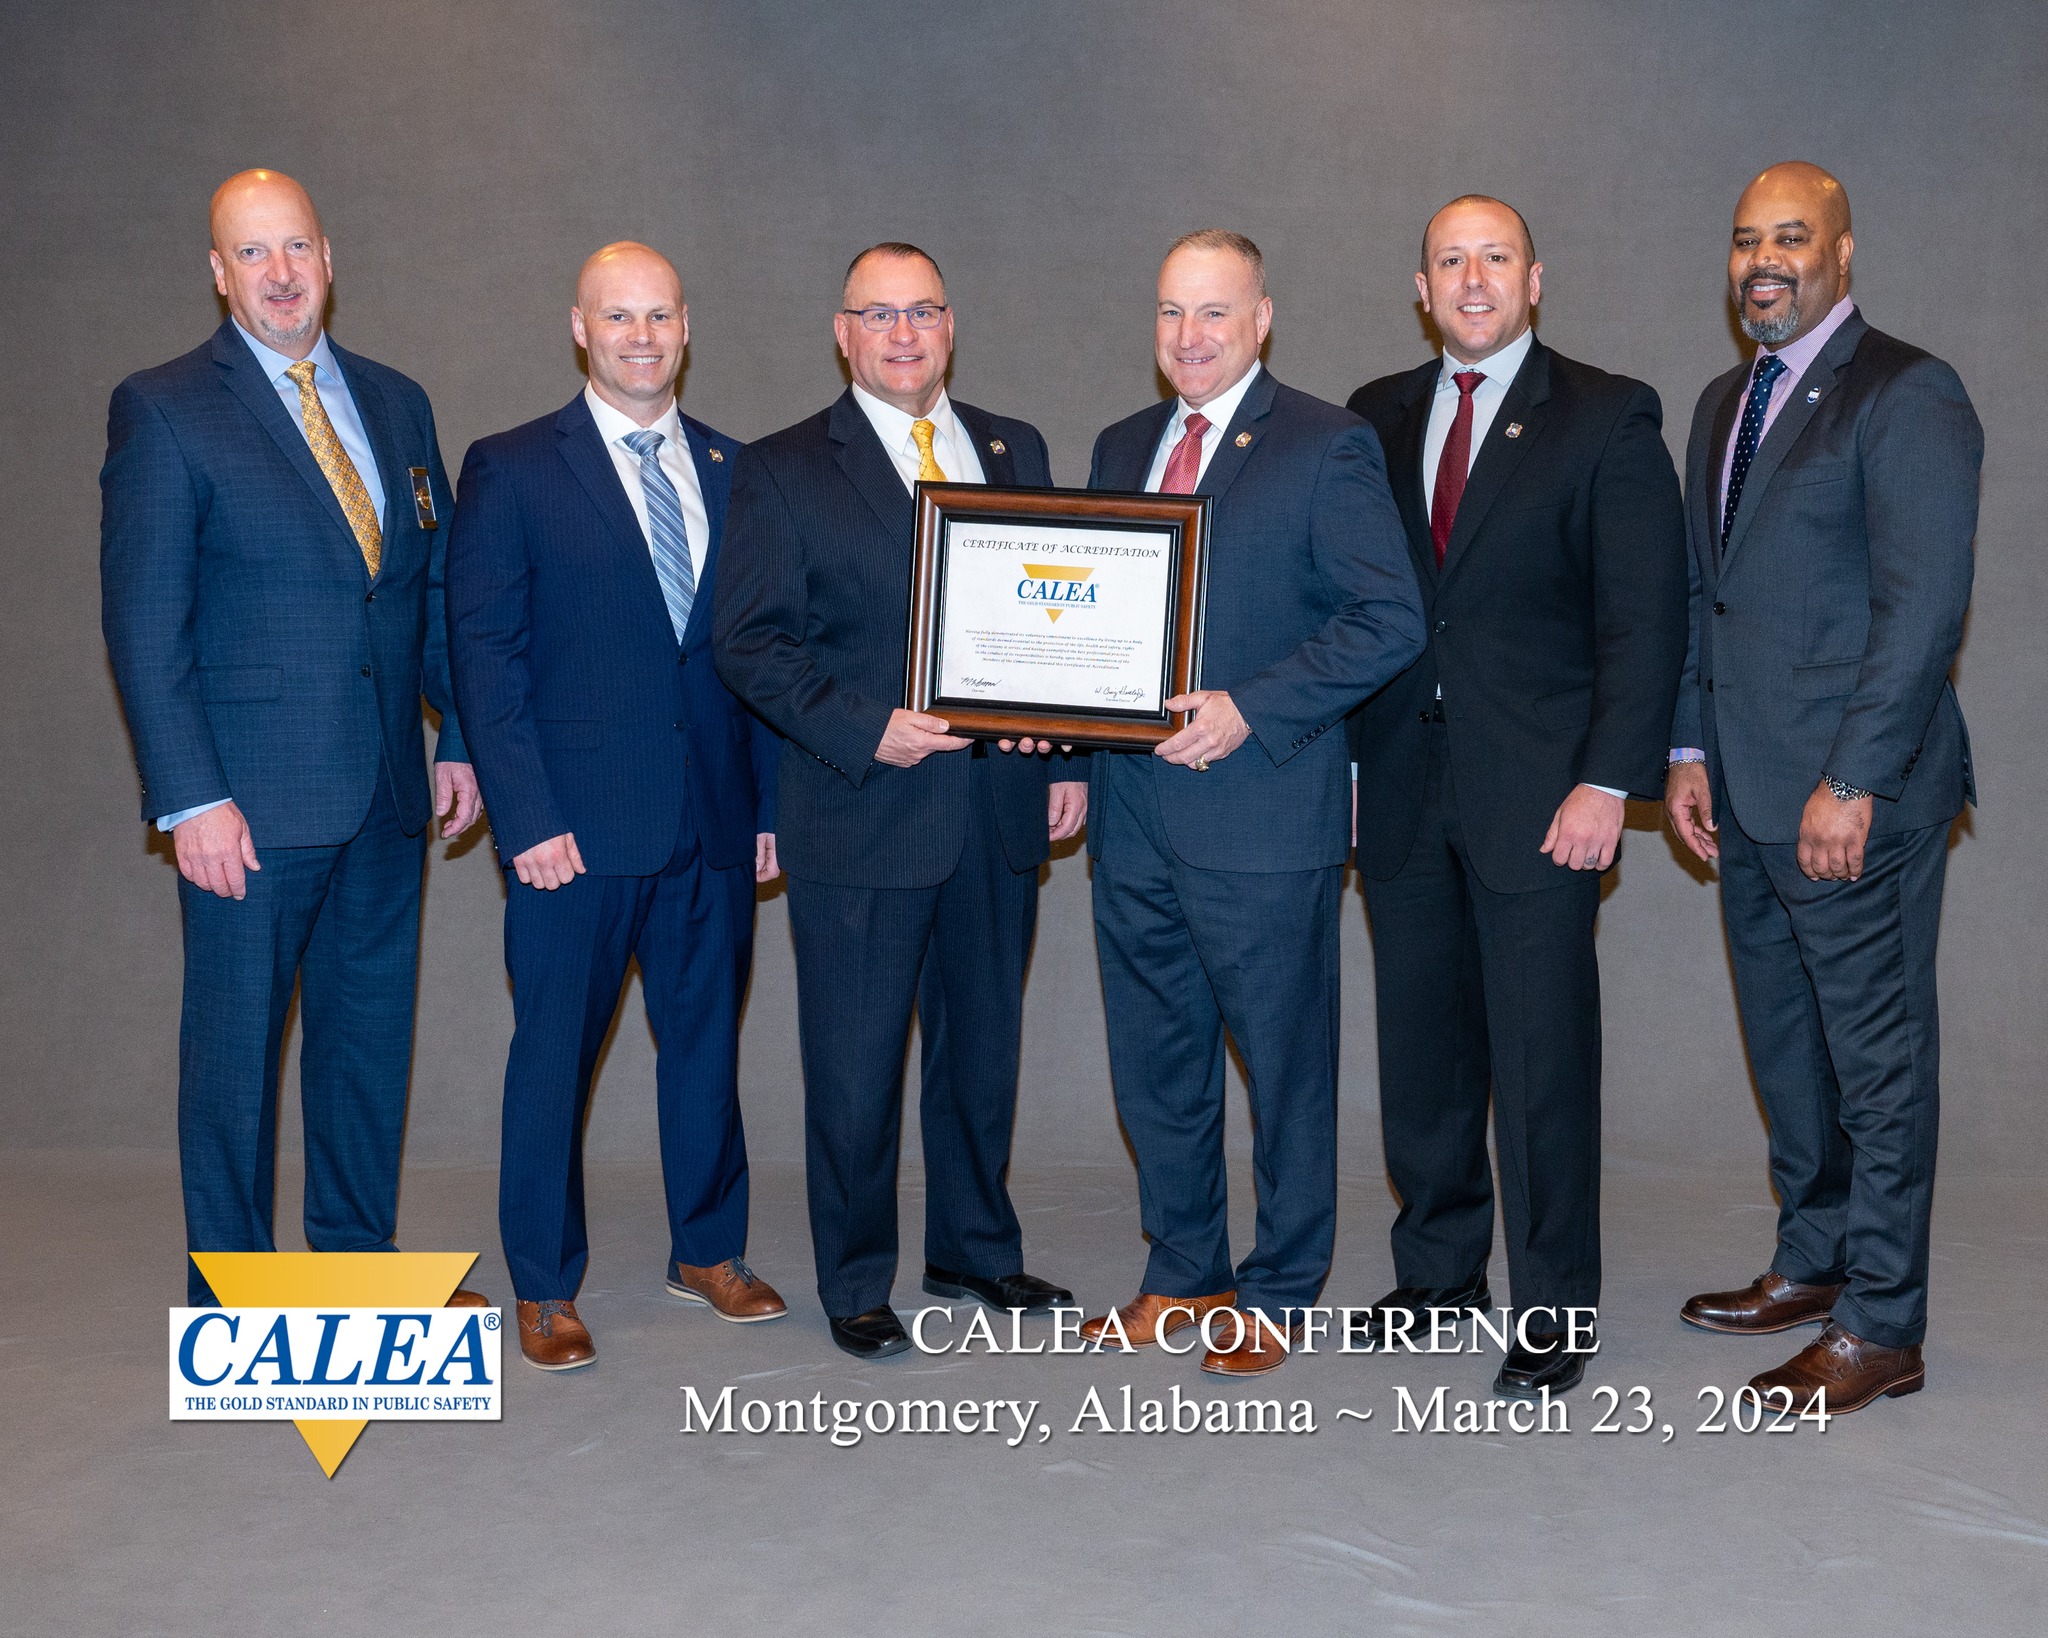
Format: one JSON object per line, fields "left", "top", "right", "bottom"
{"left": 1429, "top": 370, "right": 1485, "bottom": 568}
{"left": 1159, "top": 411, "right": 1211, "bottom": 494}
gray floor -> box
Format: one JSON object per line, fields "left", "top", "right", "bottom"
{"left": 8, "top": 1149, "right": 2046, "bottom": 1636}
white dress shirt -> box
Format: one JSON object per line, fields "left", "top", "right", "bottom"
{"left": 1143, "top": 362, "right": 1262, "bottom": 492}
{"left": 1422, "top": 325, "right": 1534, "bottom": 517}
{"left": 583, "top": 384, "right": 710, "bottom": 588}
{"left": 851, "top": 384, "right": 988, "bottom": 491}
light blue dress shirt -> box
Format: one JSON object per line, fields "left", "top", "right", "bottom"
{"left": 157, "top": 324, "right": 388, "bottom": 831}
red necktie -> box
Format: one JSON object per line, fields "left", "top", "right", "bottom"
{"left": 1429, "top": 370, "right": 1485, "bottom": 568}
{"left": 1159, "top": 411, "right": 1211, "bottom": 494}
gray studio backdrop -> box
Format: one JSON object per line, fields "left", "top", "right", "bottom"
{"left": 4, "top": 2, "right": 2041, "bottom": 1190}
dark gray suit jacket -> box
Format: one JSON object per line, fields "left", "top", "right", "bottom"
{"left": 1673, "top": 309, "right": 1982, "bottom": 841}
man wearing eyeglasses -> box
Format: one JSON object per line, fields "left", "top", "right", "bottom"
{"left": 716, "top": 243, "right": 1085, "bottom": 1359}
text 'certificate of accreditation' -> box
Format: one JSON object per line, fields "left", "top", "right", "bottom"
{"left": 935, "top": 520, "right": 1176, "bottom": 713}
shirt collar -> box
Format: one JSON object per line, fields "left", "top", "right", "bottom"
{"left": 1439, "top": 325, "right": 1534, "bottom": 392}
{"left": 584, "top": 383, "right": 685, "bottom": 452}
{"left": 851, "top": 383, "right": 958, "bottom": 454}
{"left": 1754, "top": 295, "right": 1856, "bottom": 382}
{"left": 1174, "top": 360, "right": 1261, "bottom": 439}
{"left": 234, "top": 319, "right": 341, "bottom": 388}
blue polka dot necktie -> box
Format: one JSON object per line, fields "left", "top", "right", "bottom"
{"left": 1720, "top": 352, "right": 1787, "bottom": 556}
{"left": 622, "top": 429, "right": 696, "bottom": 643}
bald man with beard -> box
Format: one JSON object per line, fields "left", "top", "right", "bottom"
{"left": 1666, "top": 163, "right": 1982, "bottom": 1413}
{"left": 447, "top": 243, "right": 785, "bottom": 1371}
{"left": 102, "top": 170, "right": 484, "bottom": 1308}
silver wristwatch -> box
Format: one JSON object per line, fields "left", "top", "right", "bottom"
{"left": 1823, "top": 774, "right": 1872, "bottom": 802}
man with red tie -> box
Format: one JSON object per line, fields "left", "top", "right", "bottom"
{"left": 1345, "top": 197, "right": 1687, "bottom": 1397}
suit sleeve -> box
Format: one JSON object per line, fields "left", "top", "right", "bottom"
{"left": 1821, "top": 358, "right": 1983, "bottom": 800}
{"left": 1581, "top": 385, "right": 1688, "bottom": 796}
{"left": 445, "top": 440, "right": 565, "bottom": 859}
{"left": 416, "top": 392, "right": 467, "bottom": 766}
{"left": 1230, "top": 423, "right": 1426, "bottom": 763}
{"left": 714, "top": 446, "right": 894, "bottom": 786}
{"left": 749, "top": 709, "right": 780, "bottom": 833}
{"left": 99, "top": 378, "right": 230, "bottom": 822}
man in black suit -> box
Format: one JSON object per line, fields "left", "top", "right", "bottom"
{"left": 1346, "top": 196, "right": 1687, "bottom": 1398}
{"left": 1079, "top": 231, "right": 1424, "bottom": 1377}
{"left": 1667, "top": 164, "right": 1981, "bottom": 1414}
{"left": 715, "top": 244, "right": 1084, "bottom": 1359}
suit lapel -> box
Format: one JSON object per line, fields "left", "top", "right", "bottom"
{"left": 1720, "top": 312, "right": 1867, "bottom": 571}
{"left": 208, "top": 322, "right": 361, "bottom": 566}
{"left": 829, "top": 390, "right": 915, "bottom": 537}
{"left": 953, "top": 403, "right": 1018, "bottom": 486}
{"left": 1100, "top": 401, "right": 1175, "bottom": 492}
{"left": 1196, "top": 368, "right": 1278, "bottom": 502}
{"left": 1697, "top": 368, "right": 1745, "bottom": 572}
{"left": 1438, "top": 340, "right": 1550, "bottom": 586}
{"left": 679, "top": 413, "right": 732, "bottom": 650}
{"left": 1384, "top": 362, "right": 1439, "bottom": 588}
{"left": 554, "top": 395, "right": 678, "bottom": 647}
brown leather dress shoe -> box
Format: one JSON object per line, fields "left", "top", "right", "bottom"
{"left": 1079, "top": 1290, "right": 1235, "bottom": 1349}
{"left": 1201, "top": 1310, "right": 1299, "bottom": 1377}
{"left": 666, "top": 1257, "right": 788, "bottom": 1323}
{"left": 1749, "top": 1322, "right": 1924, "bottom": 1415}
{"left": 516, "top": 1299, "right": 596, "bottom": 1371}
{"left": 446, "top": 1288, "right": 490, "bottom": 1308}
{"left": 1681, "top": 1271, "right": 1845, "bottom": 1334}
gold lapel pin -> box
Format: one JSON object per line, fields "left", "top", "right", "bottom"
{"left": 1235, "top": 431, "right": 1253, "bottom": 448}
{"left": 1504, "top": 422, "right": 1524, "bottom": 439}
{"left": 708, "top": 448, "right": 725, "bottom": 462}
{"left": 989, "top": 439, "right": 1006, "bottom": 455}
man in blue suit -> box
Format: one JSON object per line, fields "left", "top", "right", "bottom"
{"left": 447, "top": 243, "right": 784, "bottom": 1371}
{"left": 1078, "top": 231, "right": 1425, "bottom": 1375}
{"left": 716, "top": 243, "right": 1085, "bottom": 1359}
{"left": 101, "top": 170, "right": 483, "bottom": 1306}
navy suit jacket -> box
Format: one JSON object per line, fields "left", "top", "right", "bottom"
{"left": 100, "top": 319, "right": 464, "bottom": 845}
{"left": 1086, "top": 371, "right": 1425, "bottom": 873}
{"left": 445, "top": 394, "right": 776, "bottom": 876}
{"left": 1673, "top": 312, "right": 1981, "bottom": 841}
{"left": 1346, "top": 340, "right": 1688, "bottom": 893}
{"left": 714, "top": 390, "right": 1055, "bottom": 890}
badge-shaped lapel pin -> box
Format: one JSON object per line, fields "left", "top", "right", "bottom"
{"left": 1806, "top": 386, "right": 1822, "bottom": 403}
{"left": 989, "top": 439, "right": 1006, "bottom": 455}
{"left": 708, "top": 447, "right": 725, "bottom": 462}
{"left": 1235, "top": 431, "right": 1253, "bottom": 447}
{"left": 1504, "top": 422, "right": 1524, "bottom": 439}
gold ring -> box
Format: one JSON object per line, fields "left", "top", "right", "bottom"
{"left": 1194, "top": 758, "right": 1211, "bottom": 772}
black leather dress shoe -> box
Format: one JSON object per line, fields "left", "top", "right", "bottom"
{"left": 1493, "top": 1327, "right": 1594, "bottom": 1399}
{"left": 828, "top": 1306, "right": 912, "bottom": 1359}
{"left": 1356, "top": 1274, "right": 1493, "bottom": 1345}
{"left": 922, "top": 1265, "right": 1074, "bottom": 1312}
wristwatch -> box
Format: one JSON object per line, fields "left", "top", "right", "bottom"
{"left": 1823, "top": 774, "right": 1872, "bottom": 802}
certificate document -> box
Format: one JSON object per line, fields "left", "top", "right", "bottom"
{"left": 905, "top": 483, "right": 1211, "bottom": 748}
{"left": 935, "top": 519, "right": 1176, "bottom": 714}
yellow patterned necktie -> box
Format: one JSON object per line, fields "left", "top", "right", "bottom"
{"left": 284, "top": 359, "right": 383, "bottom": 577}
{"left": 911, "top": 418, "right": 948, "bottom": 482}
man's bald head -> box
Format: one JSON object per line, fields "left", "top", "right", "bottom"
{"left": 207, "top": 169, "right": 330, "bottom": 358}
{"left": 1728, "top": 161, "right": 1855, "bottom": 347}
{"left": 575, "top": 241, "right": 684, "bottom": 311}
{"left": 570, "top": 242, "right": 690, "bottom": 425}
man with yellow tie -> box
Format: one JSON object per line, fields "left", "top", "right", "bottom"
{"left": 717, "top": 243, "right": 1085, "bottom": 1358}
{"left": 100, "top": 170, "right": 483, "bottom": 1306}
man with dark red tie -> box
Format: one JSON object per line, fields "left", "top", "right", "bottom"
{"left": 1345, "top": 196, "right": 1687, "bottom": 1398}
{"left": 1078, "top": 231, "right": 1422, "bottom": 1376}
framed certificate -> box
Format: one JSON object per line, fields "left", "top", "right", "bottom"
{"left": 904, "top": 484, "right": 1212, "bottom": 747}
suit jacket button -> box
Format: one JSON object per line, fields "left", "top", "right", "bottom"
{"left": 1713, "top": 601, "right": 1727, "bottom": 615}
{"left": 360, "top": 666, "right": 372, "bottom": 678}
{"left": 364, "top": 591, "right": 376, "bottom": 603}
{"left": 1434, "top": 619, "right": 1447, "bottom": 634}
{"left": 1418, "top": 711, "right": 1431, "bottom": 722}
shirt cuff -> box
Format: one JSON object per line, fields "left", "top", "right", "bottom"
{"left": 1585, "top": 783, "right": 1627, "bottom": 800}
{"left": 156, "top": 798, "right": 230, "bottom": 832}
{"left": 1667, "top": 748, "right": 1706, "bottom": 764}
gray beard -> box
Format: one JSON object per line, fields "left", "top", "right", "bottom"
{"left": 1739, "top": 297, "right": 1802, "bottom": 346}
{"left": 253, "top": 307, "right": 318, "bottom": 350}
